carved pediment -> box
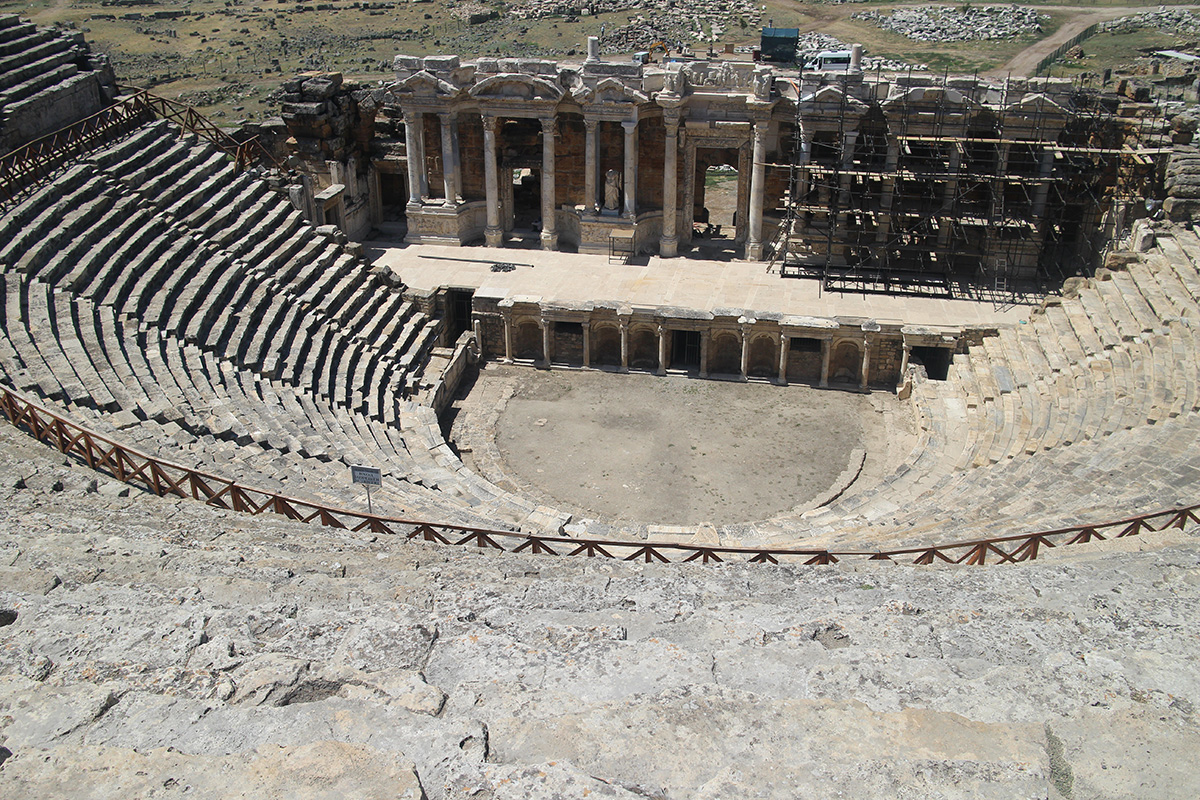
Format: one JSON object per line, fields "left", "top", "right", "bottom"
{"left": 471, "top": 74, "right": 563, "bottom": 101}
{"left": 574, "top": 77, "right": 649, "bottom": 105}
{"left": 1005, "top": 92, "right": 1068, "bottom": 117}
{"left": 882, "top": 86, "right": 979, "bottom": 113}
{"left": 798, "top": 85, "right": 869, "bottom": 115}
{"left": 388, "top": 70, "right": 459, "bottom": 98}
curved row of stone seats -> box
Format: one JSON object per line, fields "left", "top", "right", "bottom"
{"left": 787, "top": 408, "right": 1200, "bottom": 553}
{"left": 0, "top": 122, "right": 493, "bottom": 518}
{"left": 0, "top": 126, "right": 439, "bottom": 424}
{"left": 763, "top": 227, "right": 1200, "bottom": 551}
{"left": 0, "top": 15, "right": 81, "bottom": 115}
{"left": 0, "top": 272, "right": 523, "bottom": 530}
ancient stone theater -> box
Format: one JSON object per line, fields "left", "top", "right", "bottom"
{"left": 3, "top": 12, "right": 1200, "bottom": 796}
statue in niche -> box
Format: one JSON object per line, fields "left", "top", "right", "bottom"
{"left": 604, "top": 169, "right": 621, "bottom": 211}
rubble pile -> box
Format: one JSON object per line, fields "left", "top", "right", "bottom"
{"left": 795, "top": 32, "right": 926, "bottom": 72}
{"left": 587, "top": 0, "right": 760, "bottom": 49}
{"left": 1101, "top": 8, "right": 1200, "bottom": 36}
{"left": 852, "top": 4, "right": 1047, "bottom": 42}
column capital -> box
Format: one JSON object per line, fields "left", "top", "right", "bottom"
{"left": 540, "top": 116, "right": 557, "bottom": 133}
{"left": 753, "top": 119, "right": 770, "bottom": 136}
{"left": 622, "top": 119, "right": 639, "bottom": 132}
{"left": 583, "top": 117, "right": 599, "bottom": 131}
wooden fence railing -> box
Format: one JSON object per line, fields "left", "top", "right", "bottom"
{"left": 0, "top": 89, "right": 280, "bottom": 206}
{"left": 1, "top": 385, "right": 1195, "bottom": 566}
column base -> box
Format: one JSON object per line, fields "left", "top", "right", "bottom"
{"left": 746, "top": 241, "right": 764, "bottom": 261}
{"left": 485, "top": 227, "right": 504, "bottom": 247}
{"left": 540, "top": 231, "right": 558, "bottom": 251}
{"left": 659, "top": 235, "right": 678, "bottom": 258}
{"left": 619, "top": 366, "right": 629, "bottom": 374}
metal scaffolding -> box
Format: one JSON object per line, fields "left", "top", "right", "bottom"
{"left": 768, "top": 72, "right": 1170, "bottom": 298}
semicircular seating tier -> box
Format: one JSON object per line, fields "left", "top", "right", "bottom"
{"left": 3, "top": 118, "right": 1200, "bottom": 554}
{"left": 0, "top": 120, "right": 553, "bottom": 531}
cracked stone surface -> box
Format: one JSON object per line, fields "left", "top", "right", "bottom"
{"left": 1, "top": 422, "right": 1199, "bottom": 798}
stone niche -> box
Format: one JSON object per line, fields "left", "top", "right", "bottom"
{"left": 470, "top": 294, "right": 924, "bottom": 390}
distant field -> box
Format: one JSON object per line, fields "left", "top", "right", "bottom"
{"left": 4, "top": 0, "right": 1194, "bottom": 123}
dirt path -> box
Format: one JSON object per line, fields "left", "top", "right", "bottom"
{"left": 993, "top": 5, "right": 1200, "bottom": 77}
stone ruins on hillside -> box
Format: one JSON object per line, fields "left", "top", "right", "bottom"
{"left": 0, "top": 14, "right": 116, "bottom": 153}
{"left": 2, "top": 16, "right": 1200, "bottom": 797}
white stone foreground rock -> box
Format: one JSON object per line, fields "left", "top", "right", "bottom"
{"left": 0, "top": 421, "right": 1199, "bottom": 798}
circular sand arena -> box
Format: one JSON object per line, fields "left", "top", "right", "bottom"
{"left": 451, "top": 365, "right": 901, "bottom": 526}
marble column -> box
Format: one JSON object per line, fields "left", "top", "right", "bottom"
{"left": 859, "top": 339, "right": 871, "bottom": 392}
{"left": 660, "top": 119, "right": 680, "bottom": 257}
{"left": 777, "top": 333, "right": 789, "bottom": 385}
{"left": 582, "top": 320, "right": 591, "bottom": 368}
{"left": 622, "top": 120, "right": 638, "bottom": 219}
{"left": 541, "top": 318, "right": 552, "bottom": 367}
{"left": 699, "top": 331, "right": 709, "bottom": 379}
{"left": 483, "top": 115, "right": 503, "bottom": 247}
{"left": 656, "top": 325, "right": 667, "bottom": 376}
{"left": 739, "top": 326, "right": 751, "bottom": 380}
{"left": 619, "top": 319, "right": 629, "bottom": 373}
{"left": 1032, "top": 147, "right": 1056, "bottom": 219}
{"left": 540, "top": 117, "right": 558, "bottom": 251}
{"left": 502, "top": 310, "right": 513, "bottom": 363}
{"left": 403, "top": 112, "right": 424, "bottom": 209}
{"left": 899, "top": 343, "right": 911, "bottom": 378}
{"left": 746, "top": 120, "right": 768, "bottom": 260}
{"left": 439, "top": 112, "right": 458, "bottom": 207}
{"left": 942, "top": 144, "right": 960, "bottom": 212}
{"left": 819, "top": 338, "right": 831, "bottom": 388}
{"left": 584, "top": 118, "right": 599, "bottom": 213}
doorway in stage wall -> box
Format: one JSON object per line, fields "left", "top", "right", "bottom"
{"left": 670, "top": 330, "right": 701, "bottom": 372}
{"left": 373, "top": 162, "right": 408, "bottom": 240}
{"left": 692, "top": 147, "right": 744, "bottom": 261}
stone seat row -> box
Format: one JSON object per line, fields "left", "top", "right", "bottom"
{"left": 0, "top": 117, "right": 550, "bottom": 529}
{"left": 0, "top": 272, "right": 527, "bottom": 531}
{"left": 0, "top": 129, "right": 438, "bottom": 425}
{"left": 765, "top": 228, "right": 1200, "bottom": 550}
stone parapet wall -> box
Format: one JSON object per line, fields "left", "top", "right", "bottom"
{"left": 469, "top": 293, "right": 952, "bottom": 390}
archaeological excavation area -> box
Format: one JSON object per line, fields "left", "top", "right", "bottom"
{"left": 1, "top": 13, "right": 1200, "bottom": 798}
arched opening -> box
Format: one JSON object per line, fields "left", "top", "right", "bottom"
{"left": 629, "top": 328, "right": 658, "bottom": 371}
{"left": 591, "top": 325, "right": 621, "bottom": 367}
{"left": 831, "top": 340, "right": 861, "bottom": 384}
{"left": 514, "top": 320, "right": 542, "bottom": 361}
{"left": 747, "top": 335, "right": 777, "bottom": 379}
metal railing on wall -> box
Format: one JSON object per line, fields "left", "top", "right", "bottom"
{"left": 1, "top": 385, "right": 1195, "bottom": 567}
{"left": 0, "top": 89, "right": 280, "bottom": 206}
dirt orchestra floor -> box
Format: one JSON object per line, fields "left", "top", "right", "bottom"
{"left": 450, "top": 365, "right": 905, "bottom": 527}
